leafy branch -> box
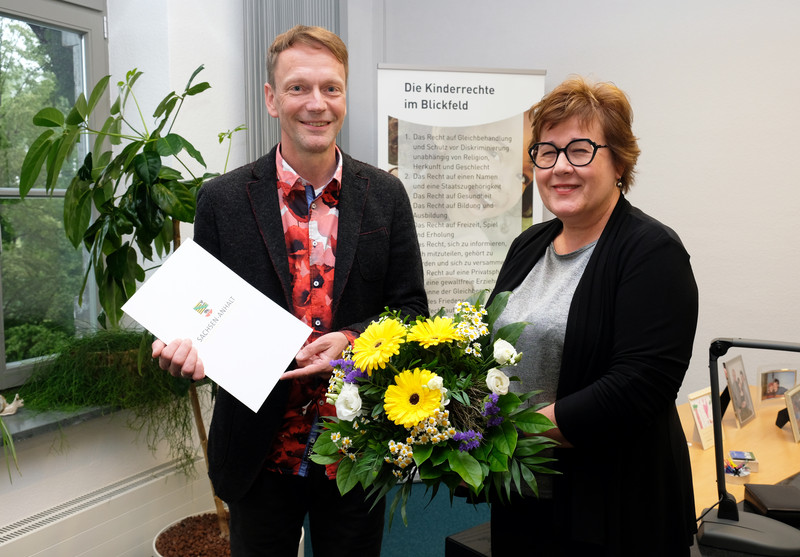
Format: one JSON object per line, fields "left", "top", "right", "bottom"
{"left": 18, "top": 65, "right": 238, "bottom": 327}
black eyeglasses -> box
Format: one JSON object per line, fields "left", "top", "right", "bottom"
{"left": 528, "top": 138, "right": 608, "bottom": 169}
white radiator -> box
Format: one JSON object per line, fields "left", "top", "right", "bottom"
{"left": 0, "top": 459, "right": 213, "bottom": 557}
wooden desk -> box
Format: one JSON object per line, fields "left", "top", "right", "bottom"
{"left": 678, "top": 385, "right": 800, "bottom": 516}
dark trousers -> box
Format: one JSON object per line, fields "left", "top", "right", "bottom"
{"left": 491, "top": 496, "right": 602, "bottom": 556}
{"left": 228, "top": 463, "right": 385, "bottom": 557}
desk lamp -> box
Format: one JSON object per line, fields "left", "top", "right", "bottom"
{"left": 697, "top": 338, "right": 800, "bottom": 555}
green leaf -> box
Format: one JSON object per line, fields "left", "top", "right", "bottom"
{"left": 153, "top": 92, "right": 178, "bottom": 119}
{"left": 448, "top": 451, "right": 483, "bottom": 490}
{"left": 487, "top": 419, "right": 518, "bottom": 457}
{"left": 175, "top": 134, "right": 206, "bottom": 167}
{"left": 110, "top": 95, "right": 121, "bottom": 116}
{"left": 19, "top": 129, "right": 55, "bottom": 197}
{"left": 87, "top": 75, "right": 111, "bottom": 115}
{"left": 515, "top": 436, "right": 556, "bottom": 457}
{"left": 309, "top": 452, "right": 340, "bottom": 466}
{"left": 486, "top": 447, "right": 509, "bottom": 472}
{"left": 32, "top": 107, "right": 65, "bottom": 127}
{"left": 65, "top": 93, "right": 88, "bottom": 125}
{"left": 186, "top": 82, "right": 211, "bottom": 96}
{"left": 519, "top": 462, "right": 538, "bottom": 496}
{"left": 107, "top": 243, "right": 134, "bottom": 281}
{"left": 311, "top": 431, "right": 340, "bottom": 456}
{"left": 63, "top": 176, "right": 93, "bottom": 248}
{"left": 156, "top": 134, "right": 184, "bottom": 156}
{"left": 465, "top": 289, "right": 489, "bottom": 308}
{"left": 487, "top": 291, "right": 511, "bottom": 331}
{"left": 108, "top": 115, "right": 122, "bottom": 142}
{"left": 185, "top": 64, "right": 205, "bottom": 91}
{"left": 94, "top": 116, "right": 116, "bottom": 154}
{"left": 45, "top": 126, "right": 80, "bottom": 189}
{"left": 510, "top": 407, "right": 554, "bottom": 435}
{"left": 494, "top": 321, "right": 528, "bottom": 346}
{"left": 509, "top": 458, "right": 521, "bottom": 492}
{"left": 497, "top": 392, "right": 522, "bottom": 414}
{"left": 133, "top": 151, "right": 162, "bottom": 185}
{"left": 412, "top": 443, "right": 433, "bottom": 466}
{"left": 335, "top": 456, "right": 359, "bottom": 495}
{"left": 98, "top": 270, "right": 125, "bottom": 328}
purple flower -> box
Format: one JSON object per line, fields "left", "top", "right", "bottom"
{"left": 453, "top": 430, "right": 483, "bottom": 452}
{"left": 483, "top": 393, "right": 500, "bottom": 416}
{"left": 331, "top": 359, "right": 366, "bottom": 383}
{"left": 330, "top": 358, "right": 354, "bottom": 372}
{"left": 344, "top": 368, "right": 368, "bottom": 383}
{"left": 487, "top": 415, "right": 504, "bottom": 427}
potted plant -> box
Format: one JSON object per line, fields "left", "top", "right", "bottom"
{"left": 17, "top": 65, "right": 243, "bottom": 550}
{"left": 14, "top": 328, "right": 197, "bottom": 471}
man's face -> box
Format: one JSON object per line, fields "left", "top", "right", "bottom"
{"left": 264, "top": 43, "right": 347, "bottom": 166}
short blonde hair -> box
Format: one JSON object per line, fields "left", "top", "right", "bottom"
{"left": 267, "top": 25, "right": 348, "bottom": 88}
{"left": 528, "top": 76, "right": 640, "bottom": 193}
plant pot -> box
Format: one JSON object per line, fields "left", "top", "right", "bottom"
{"left": 152, "top": 511, "right": 304, "bottom": 557}
{"left": 153, "top": 511, "right": 230, "bottom": 557}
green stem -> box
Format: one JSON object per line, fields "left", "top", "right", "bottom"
{"left": 166, "top": 95, "right": 186, "bottom": 136}
{"left": 127, "top": 84, "right": 149, "bottom": 137}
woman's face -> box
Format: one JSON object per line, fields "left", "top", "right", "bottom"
{"left": 534, "top": 116, "right": 622, "bottom": 231}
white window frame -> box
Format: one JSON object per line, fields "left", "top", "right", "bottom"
{"left": 0, "top": 0, "right": 108, "bottom": 389}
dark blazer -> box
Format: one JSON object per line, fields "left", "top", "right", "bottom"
{"left": 196, "top": 146, "right": 428, "bottom": 503}
{"left": 491, "top": 195, "right": 698, "bottom": 555}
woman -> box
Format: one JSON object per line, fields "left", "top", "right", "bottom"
{"left": 489, "top": 76, "right": 698, "bottom": 556}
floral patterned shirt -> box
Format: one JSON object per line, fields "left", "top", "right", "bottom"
{"left": 264, "top": 145, "right": 350, "bottom": 479}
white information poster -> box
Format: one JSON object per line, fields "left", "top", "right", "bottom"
{"left": 377, "top": 65, "right": 545, "bottom": 313}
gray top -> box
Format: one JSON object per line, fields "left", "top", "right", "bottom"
{"left": 494, "top": 240, "right": 595, "bottom": 496}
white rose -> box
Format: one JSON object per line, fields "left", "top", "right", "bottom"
{"left": 335, "top": 383, "right": 362, "bottom": 421}
{"left": 486, "top": 368, "right": 510, "bottom": 395}
{"left": 493, "top": 339, "right": 518, "bottom": 366}
{"left": 426, "top": 375, "right": 449, "bottom": 406}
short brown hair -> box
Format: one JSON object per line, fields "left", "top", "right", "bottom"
{"left": 267, "top": 25, "right": 348, "bottom": 88}
{"left": 528, "top": 76, "right": 640, "bottom": 193}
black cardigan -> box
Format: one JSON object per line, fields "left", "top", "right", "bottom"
{"left": 491, "top": 196, "right": 698, "bottom": 555}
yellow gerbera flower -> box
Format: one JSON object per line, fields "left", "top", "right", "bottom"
{"left": 407, "top": 316, "right": 460, "bottom": 348}
{"left": 352, "top": 318, "right": 407, "bottom": 374}
{"left": 384, "top": 368, "right": 442, "bottom": 428}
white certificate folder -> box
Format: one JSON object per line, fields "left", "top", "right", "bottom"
{"left": 121, "top": 239, "right": 312, "bottom": 412}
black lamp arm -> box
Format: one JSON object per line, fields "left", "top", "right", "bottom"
{"left": 707, "top": 337, "right": 800, "bottom": 521}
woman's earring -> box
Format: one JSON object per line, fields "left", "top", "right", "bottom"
{"left": 616, "top": 179, "right": 623, "bottom": 189}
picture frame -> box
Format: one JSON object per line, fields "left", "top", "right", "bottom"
{"left": 759, "top": 368, "right": 797, "bottom": 401}
{"left": 786, "top": 384, "right": 800, "bottom": 443}
{"left": 688, "top": 387, "right": 715, "bottom": 450}
{"left": 724, "top": 355, "right": 756, "bottom": 427}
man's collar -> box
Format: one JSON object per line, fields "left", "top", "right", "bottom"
{"left": 276, "top": 144, "right": 343, "bottom": 197}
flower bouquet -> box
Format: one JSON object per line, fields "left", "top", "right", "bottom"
{"left": 310, "top": 290, "right": 558, "bottom": 523}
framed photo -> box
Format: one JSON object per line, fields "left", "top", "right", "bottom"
{"left": 786, "top": 384, "right": 800, "bottom": 443}
{"left": 724, "top": 355, "right": 756, "bottom": 427}
{"left": 688, "top": 387, "right": 715, "bottom": 450}
{"left": 759, "top": 368, "right": 797, "bottom": 401}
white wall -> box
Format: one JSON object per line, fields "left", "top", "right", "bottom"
{"left": 107, "top": 0, "right": 248, "bottom": 244}
{"left": 108, "top": 0, "right": 800, "bottom": 403}
{"left": 339, "top": 0, "right": 800, "bottom": 405}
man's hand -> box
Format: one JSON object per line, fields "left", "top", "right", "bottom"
{"left": 152, "top": 338, "right": 206, "bottom": 381}
{"left": 282, "top": 332, "right": 349, "bottom": 380}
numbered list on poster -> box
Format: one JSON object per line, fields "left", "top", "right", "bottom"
{"left": 398, "top": 119, "right": 523, "bottom": 312}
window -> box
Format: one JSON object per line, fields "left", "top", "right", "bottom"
{"left": 0, "top": 0, "right": 108, "bottom": 388}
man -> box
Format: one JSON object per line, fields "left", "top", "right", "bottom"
{"left": 153, "top": 25, "right": 428, "bottom": 556}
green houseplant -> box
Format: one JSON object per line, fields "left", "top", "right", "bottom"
{"left": 17, "top": 65, "right": 242, "bottom": 543}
